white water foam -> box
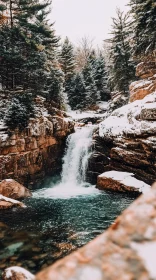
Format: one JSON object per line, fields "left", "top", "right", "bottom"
{"left": 33, "top": 126, "right": 100, "bottom": 199}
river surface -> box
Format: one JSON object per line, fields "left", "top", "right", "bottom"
{"left": 0, "top": 127, "right": 136, "bottom": 275}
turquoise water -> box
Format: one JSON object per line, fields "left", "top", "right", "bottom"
{"left": 0, "top": 177, "right": 136, "bottom": 275}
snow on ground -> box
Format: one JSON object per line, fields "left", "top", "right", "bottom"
{"left": 99, "top": 171, "right": 151, "bottom": 194}
{"left": 99, "top": 92, "right": 156, "bottom": 138}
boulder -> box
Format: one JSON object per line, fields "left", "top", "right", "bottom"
{"left": 0, "top": 179, "right": 32, "bottom": 200}
{"left": 97, "top": 171, "right": 151, "bottom": 193}
{"left": 0, "top": 195, "right": 26, "bottom": 209}
{"left": 2, "top": 267, "right": 35, "bottom": 280}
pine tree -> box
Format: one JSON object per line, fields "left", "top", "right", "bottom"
{"left": 59, "top": 37, "right": 76, "bottom": 92}
{"left": 109, "top": 9, "right": 135, "bottom": 93}
{"left": 68, "top": 73, "right": 86, "bottom": 110}
{"left": 129, "top": 0, "right": 156, "bottom": 57}
{"left": 0, "top": 0, "right": 59, "bottom": 94}
{"left": 4, "top": 93, "right": 35, "bottom": 130}
{"left": 94, "top": 54, "right": 110, "bottom": 101}
{"left": 46, "top": 65, "right": 65, "bottom": 108}
{"left": 82, "top": 58, "right": 100, "bottom": 106}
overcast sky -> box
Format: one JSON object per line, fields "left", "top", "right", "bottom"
{"left": 51, "top": 0, "right": 129, "bottom": 46}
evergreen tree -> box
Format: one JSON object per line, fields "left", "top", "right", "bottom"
{"left": 82, "top": 58, "right": 100, "bottom": 106}
{"left": 59, "top": 37, "right": 76, "bottom": 92}
{"left": 94, "top": 54, "right": 110, "bottom": 101}
{"left": 129, "top": 0, "right": 156, "bottom": 57}
{"left": 0, "top": 0, "right": 59, "bottom": 94}
{"left": 4, "top": 93, "right": 35, "bottom": 130}
{"left": 46, "top": 65, "right": 65, "bottom": 108}
{"left": 68, "top": 73, "right": 86, "bottom": 110}
{"left": 109, "top": 9, "right": 135, "bottom": 93}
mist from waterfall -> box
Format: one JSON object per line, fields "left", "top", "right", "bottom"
{"left": 34, "top": 126, "right": 100, "bottom": 199}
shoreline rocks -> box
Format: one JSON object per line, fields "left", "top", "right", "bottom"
{"left": 97, "top": 171, "right": 151, "bottom": 193}
{"left": 3, "top": 267, "right": 35, "bottom": 280}
{"left": 0, "top": 179, "right": 32, "bottom": 200}
{"left": 0, "top": 195, "right": 26, "bottom": 209}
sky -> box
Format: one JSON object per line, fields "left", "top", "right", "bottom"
{"left": 50, "top": 0, "right": 129, "bottom": 47}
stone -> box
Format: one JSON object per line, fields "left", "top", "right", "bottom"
{"left": 90, "top": 92, "right": 156, "bottom": 185}
{"left": 136, "top": 60, "right": 156, "bottom": 79}
{"left": 0, "top": 114, "right": 74, "bottom": 185}
{"left": 97, "top": 171, "right": 151, "bottom": 193}
{"left": 36, "top": 183, "right": 156, "bottom": 280}
{"left": 0, "top": 195, "right": 26, "bottom": 209}
{"left": 2, "top": 267, "right": 35, "bottom": 280}
{"left": 129, "top": 59, "right": 156, "bottom": 103}
{"left": 0, "top": 179, "right": 32, "bottom": 200}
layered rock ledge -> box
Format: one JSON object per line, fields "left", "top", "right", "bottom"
{"left": 89, "top": 92, "right": 156, "bottom": 185}
{"left": 0, "top": 115, "right": 74, "bottom": 185}
{"left": 33, "top": 183, "right": 156, "bottom": 280}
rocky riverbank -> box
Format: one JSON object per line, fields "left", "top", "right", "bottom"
{"left": 88, "top": 59, "right": 156, "bottom": 186}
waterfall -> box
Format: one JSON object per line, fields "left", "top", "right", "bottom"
{"left": 61, "top": 126, "right": 93, "bottom": 186}
{"left": 34, "top": 126, "right": 99, "bottom": 199}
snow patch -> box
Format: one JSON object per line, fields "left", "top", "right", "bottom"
{"left": 99, "top": 171, "right": 151, "bottom": 194}
{"left": 99, "top": 92, "right": 156, "bottom": 138}
{"left": 5, "top": 266, "right": 35, "bottom": 280}
{"left": 131, "top": 242, "right": 156, "bottom": 279}
{"left": 0, "top": 195, "right": 26, "bottom": 207}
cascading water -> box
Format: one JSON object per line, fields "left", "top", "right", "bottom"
{"left": 61, "top": 126, "right": 93, "bottom": 186}
{"left": 34, "top": 126, "right": 99, "bottom": 199}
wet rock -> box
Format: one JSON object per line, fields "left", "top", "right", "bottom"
{"left": 0, "top": 179, "right": 32, "bottom": 200}
{"left": 2, "top": 267, "right": 35, "bottom": 280}
{"left": 36, "top": 183, "right": 156, "bottom": 280}
{"left": 0, "top": 195, "right": 26, "bottom": 209}
{"left": 97, "top": 171, "right": 151, "bottom": 193}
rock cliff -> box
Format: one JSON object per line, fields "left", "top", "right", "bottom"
{"left": 88, "top": 60, "right": 156, "bottom": 185}
{"left": 0, "top": 96, "right": 74, "bottom": 186}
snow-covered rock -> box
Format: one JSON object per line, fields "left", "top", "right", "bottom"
{"left": 0, "top": 195, "right": 26, "bottom": 209}
{"left": 2, "top": 267, "right": 35, "bottom": 280}
{"left": 99, "top": 92, "right": 156, "bottom": 140}
{"left": 88, "top": 92, "right": 156, "bottom": 185}
{"left": 97, "top": 171, "right": 151, "bottom": 193}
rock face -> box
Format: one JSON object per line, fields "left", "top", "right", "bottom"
{"left": 129, "top": 59, "right": 156, "bottom": 102}
{"left": 0, "top": 195, "right": 26, "bottom": 209}
{"left": 35, "top": 183, "right": 156, "bottom": 280}
{"left": 0, "top": 179, "right": 32, "bottom": 199}
{"left": 88, "top": 92, "right": 156, "bottom": 185}
{"left": 0, "top": 115, "right": 74, "bottom": 185}
{"left": 3, "top": 267, "right": 35, "bottom": 280}
{"left": 97, "top": 171, "right": 151, "bottom": 193}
